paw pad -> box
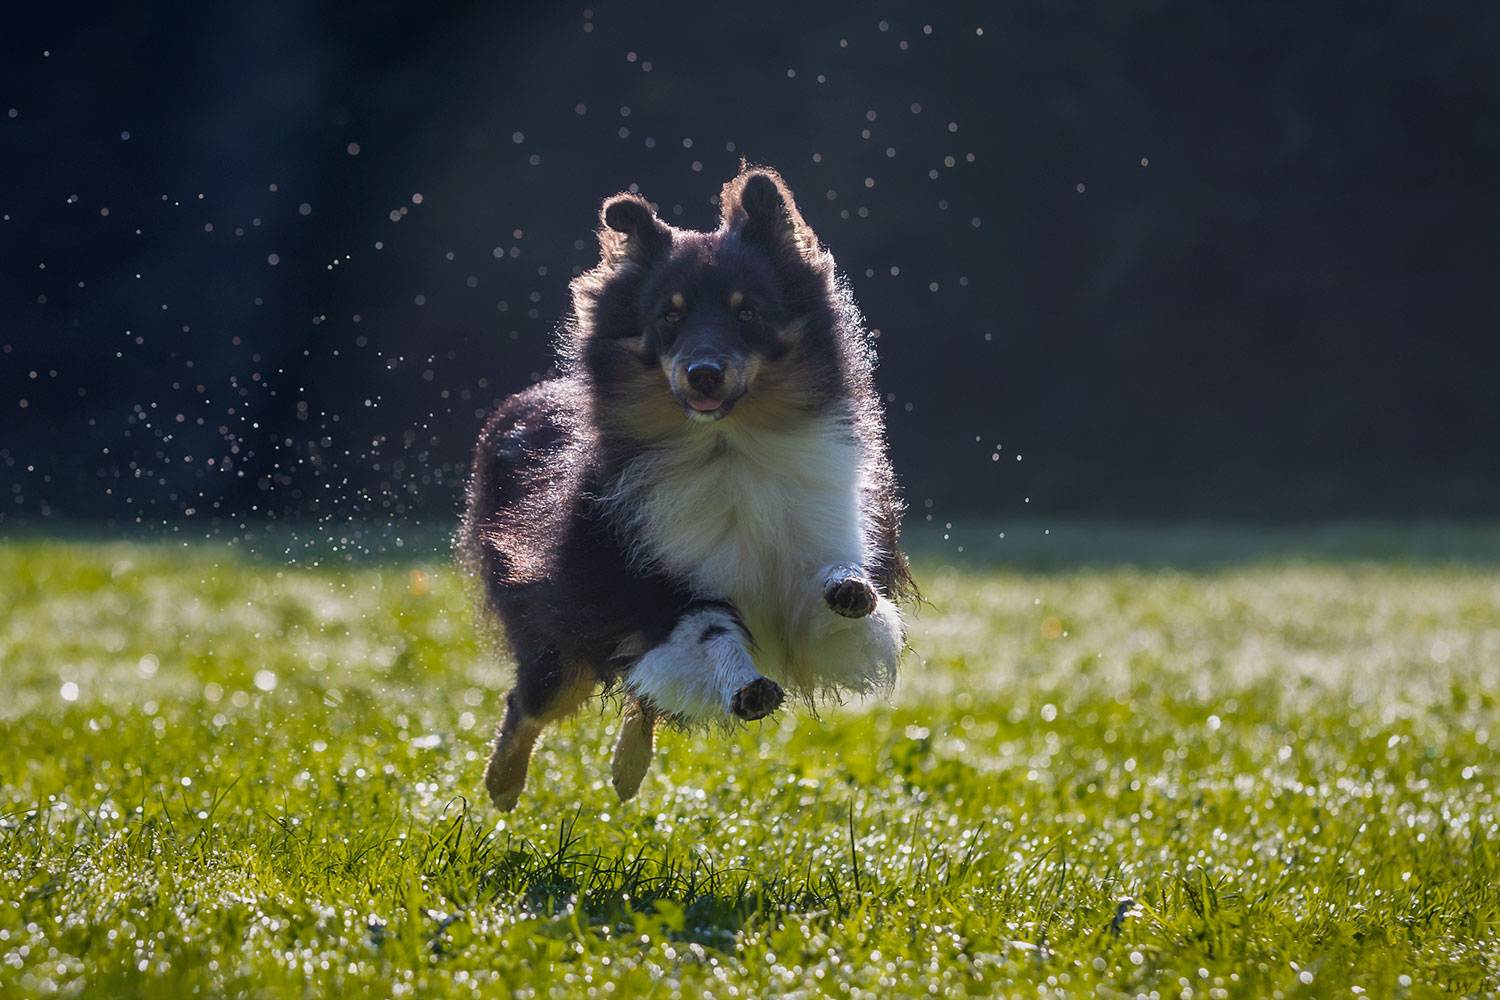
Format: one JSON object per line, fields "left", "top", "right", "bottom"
{"left": 731, "top": 677, "right": 784, "bottom": 720}
{"left": 825, "top": 576, "right": 877, "bottom": 618}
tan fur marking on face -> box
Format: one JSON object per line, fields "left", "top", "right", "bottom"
{"left": 670, "top": 292, "right": 686, "bottom": 310}
{"left": 599, "top": 351, "right": 685, "bottom": 440}
{"left": 739, "top": 353, "right": 762, "bottom": 387}
{"left": 594, "top": 339, "right": 683, "bottom": 442}
{"left": 734, "top": 343, "right": 826, "bottom": 432}
{"left": 617, "top": 334, "right": 652, "bottom": 360}
{"left": 729, "top": 290, "right": 744, "bottom": 311}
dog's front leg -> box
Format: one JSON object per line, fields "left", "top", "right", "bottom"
{"left": 803, "top": 561, "right": 904, "bottom": 688}
{"left": 624, "top": 603, "right": 783, "bottom": 724}
{"left": 819, "top": 561, "right": 879, "bottom": 618}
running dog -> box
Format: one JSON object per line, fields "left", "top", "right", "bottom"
{"left": 459, "top": 167, "right": 914, "bottom": 810}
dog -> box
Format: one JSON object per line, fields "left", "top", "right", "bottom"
{"left": 459, "top": 167, "right": 915, "bottom": 810}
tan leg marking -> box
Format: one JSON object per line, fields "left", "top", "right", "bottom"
{"left": 611, "top": 698, "right": 659, "bottom": 802}
{"left": 484, "top": 674, "right": 597, "bottom": 811}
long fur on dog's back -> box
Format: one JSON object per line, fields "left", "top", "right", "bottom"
{"left": 461, "top": 380, "right": 698, "bottom": 677}
{"left": 459, "top": 166, "right": 914, "bottom": 808}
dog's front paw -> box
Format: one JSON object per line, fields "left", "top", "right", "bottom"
{"left": 824, "top": 575, "right": 877, "bottom": 618}
{"left": 730, "top": 677, "right": 784, "bottom": 720}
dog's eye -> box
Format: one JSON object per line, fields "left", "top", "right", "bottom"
{"left": 663, "top": 310, "right": 682, "bottom": 325}
{"left": 737, "top": 307, "right": 755, "bottom": 322}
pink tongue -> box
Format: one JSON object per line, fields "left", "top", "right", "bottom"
{"left": 689, "top": 398, "right": 722, "bottom": 411}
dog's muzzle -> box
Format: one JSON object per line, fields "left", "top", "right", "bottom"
{"left": 672, "top": 355, "right": 746, "bottom": 417}
{"left": 685, "top": 362, "right": 725, "bottom": 410}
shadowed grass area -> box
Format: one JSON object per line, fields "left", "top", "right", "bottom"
{"left": 2, "top": 528, "right": 1497, "bottom": 997}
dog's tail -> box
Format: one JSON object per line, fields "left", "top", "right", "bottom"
{"left": 458, "top": 380, "right": 582, "bottom": 609}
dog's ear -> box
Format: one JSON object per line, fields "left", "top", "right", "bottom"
{"left": 722, "top": 169, "right": 819, "bottom": 263}
{"left": 599, "top": 193, "right": 671, "bottom": 266}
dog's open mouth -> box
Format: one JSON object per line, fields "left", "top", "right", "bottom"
{"left": 681, "top": 392, "right": 744, "bottom": 418}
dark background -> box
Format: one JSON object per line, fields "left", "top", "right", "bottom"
{"left": 3, "top": 1, "right": 1497, "bottom": 541}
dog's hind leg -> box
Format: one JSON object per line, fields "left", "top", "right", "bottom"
{"left": 485, "top": 653, "right": 596, "bottom": 811}
{"left": 610, "top": 697, "right": 658, "bottom": 802}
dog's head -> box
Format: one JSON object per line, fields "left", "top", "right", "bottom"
{"left": 571, "top": 169, "right": 841, "bottom": 439}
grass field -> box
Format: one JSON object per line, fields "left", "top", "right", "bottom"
{"left": 2, "top": 524, "right": 1498, "bottom": 998}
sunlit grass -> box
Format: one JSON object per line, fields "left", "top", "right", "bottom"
{"left": 2, "top": 528, "right": 1498, "bottom": 998}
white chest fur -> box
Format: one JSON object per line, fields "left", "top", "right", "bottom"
{"left": 604, "top": 416, "right": 900, "bottom": 698}
{"left": 608, "top": 416, "right": 868, "bottom": 595}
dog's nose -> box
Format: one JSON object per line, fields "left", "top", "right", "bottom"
{"left": 685, "top": 361, "right": 725, "bottom": 395}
